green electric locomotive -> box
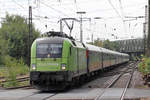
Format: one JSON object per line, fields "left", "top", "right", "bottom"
{"left": 30, "top": 31, "right": 129, "bottom": 91}
{"left": 30, "top": 32, "right": 88, "bottom": 90}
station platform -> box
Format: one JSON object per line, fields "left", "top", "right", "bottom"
{"left": 0, "top": 88, "right": 149, "bottom": 100}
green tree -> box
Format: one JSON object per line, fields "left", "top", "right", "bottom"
{"left": 93, "top": 38, "right": 103, "bottom": 47}
{"left": 0, "top": 35, "right": 8, "bottom": 64}
{"left": 87, "top": 38, "right": 103, "bottom": 47}
{"left": 102, "top": 39, "right": 119, "bottom": 51}
{"left": 0, "top": 14, "right": 40, "bottom": 64}
{"left": 87, "top": 39, "right": 119, "bottom": 51}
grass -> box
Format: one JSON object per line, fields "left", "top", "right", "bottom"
{"left": 0, "top": 56, "right": 29, "bottom": 88}
{"left": 3, "top": 80, "right": 29, "bottom": 88}
{"left": 0, "top": 67, "right": 8, "bottom": 78}
{"left": 18, "top": 81, "right": 29, "bottom": 87}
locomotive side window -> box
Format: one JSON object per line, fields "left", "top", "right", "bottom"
{"left": 36, "top": 43, "right": 62, "bottom": 58}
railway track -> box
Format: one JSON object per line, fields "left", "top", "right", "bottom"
{"left": 0, "top": 76, "right": 29, "bottom": 83}
{"left": 84, "top": 62, "right": 133, "bottom": 89}
{"left": 0, "top": 61, "right": 144, "bottom": 100}
{"left": 5, "top": 85, "right": 31, "bottom": 90}
{"left": 37, "top": 62, "right": 137, "bottom": 100}
{"left": 98, "top": 62, "right": 133, "bottom": 78}
{"left": 45, "top": 62, "right": 137, "bottom": 100}
{"left": 94, "top": 61, "right": 137, "bottom": 100}
{"left": 0, "top": 76, "right": 31, "bottom": 89}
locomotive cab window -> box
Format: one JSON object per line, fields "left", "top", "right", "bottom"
{"left": 36, "top": 43, "right": 62, "bottom": 58}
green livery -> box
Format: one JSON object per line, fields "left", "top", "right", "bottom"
{"left": 30, "top": 37, "right": 86, "bottom": 73}
{"left": 30, "top": 35, "right": 88, "bottom": 90}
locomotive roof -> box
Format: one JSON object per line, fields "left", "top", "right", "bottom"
{"left": 36, "top": 37, "right": 65, "bottom": 43}
{"left": 36, "top": 36, "right": 128, "bottom": 56}
{"left": 36, "top": 37, "right": 86, "bottom": 49}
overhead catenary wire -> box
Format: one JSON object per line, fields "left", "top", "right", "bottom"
{"left": 107, "top": 0, "right": 123, "bottom": 21}
{"left": 118, "top": 0, "right": 126, "bottom": 22}
{"left": 74, "top": 0, "right": 79, "bottom": 12}
{"left": 107, "top": 0, "right": 127, "bottom": 35}
{"left": 28, "top": 1, "right": 70, "bottom": 26}
{"left": 87, "top": 2, "right": 146, "bottom": 14}
{"left": 47, "top": 0, "right": 77, "bottom": 14}
{"left": 118, "top": 0, "right": 127, "bottom": 33}
{"left": 4, "top": 1, "right": 59, "bottom": 31}
{"left": 118, "top": 0, "right": 125, "bottom": 18}
{"left": 0, "top": 0, "right": 146, "bottom": 40}
{"left": 11, "top": 0, "right": 25, "bottom": 9}
{"left": 58, "top": 3, "right": 77, "bottom": 14}
{"left": 40, "top": 1, "right": 70, "bottom": 17}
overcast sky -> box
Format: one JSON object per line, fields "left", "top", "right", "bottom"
{"left": 0, "top": 0, "right": 148, "bottom": 42}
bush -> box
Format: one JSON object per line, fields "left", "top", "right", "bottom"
{"left": 5, "top": 56, "right": 29, "bottom": 75}
{"left": 138, "top": 57, "right": 150, "bottom": 75}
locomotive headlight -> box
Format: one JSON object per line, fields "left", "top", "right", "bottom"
{"left": 61, "top": 64, "right": 66, "bottom": 70}
{"left": 32, "top": 64, "right": 36, "bottom": 70}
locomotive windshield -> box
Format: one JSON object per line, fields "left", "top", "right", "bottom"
{"left": 36, "top": 43, "right": 62, "bottom": 58}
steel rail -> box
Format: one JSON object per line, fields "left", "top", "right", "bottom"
{"left": 0, "top": 77, "right": 29, "bottom": 83}
{"left": 5, "top": 85, "right": 31, "bottom": 90}
{"left": 94, "top": 74, "right": 121, "bottom": 100}
{"left": 120, "top": 62, "right": 137, "bottom": 100}
{"left": 21, "top": 92, "right": 57, "bottom": 100}
{"left": 0, "top": 76, "right": 30, "bottom": 89}
{"left": 94, "top": 62, "right": 135, "bottom": 100}
{"left": 43, "top": 93, "right": 58, "bottom": 100}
